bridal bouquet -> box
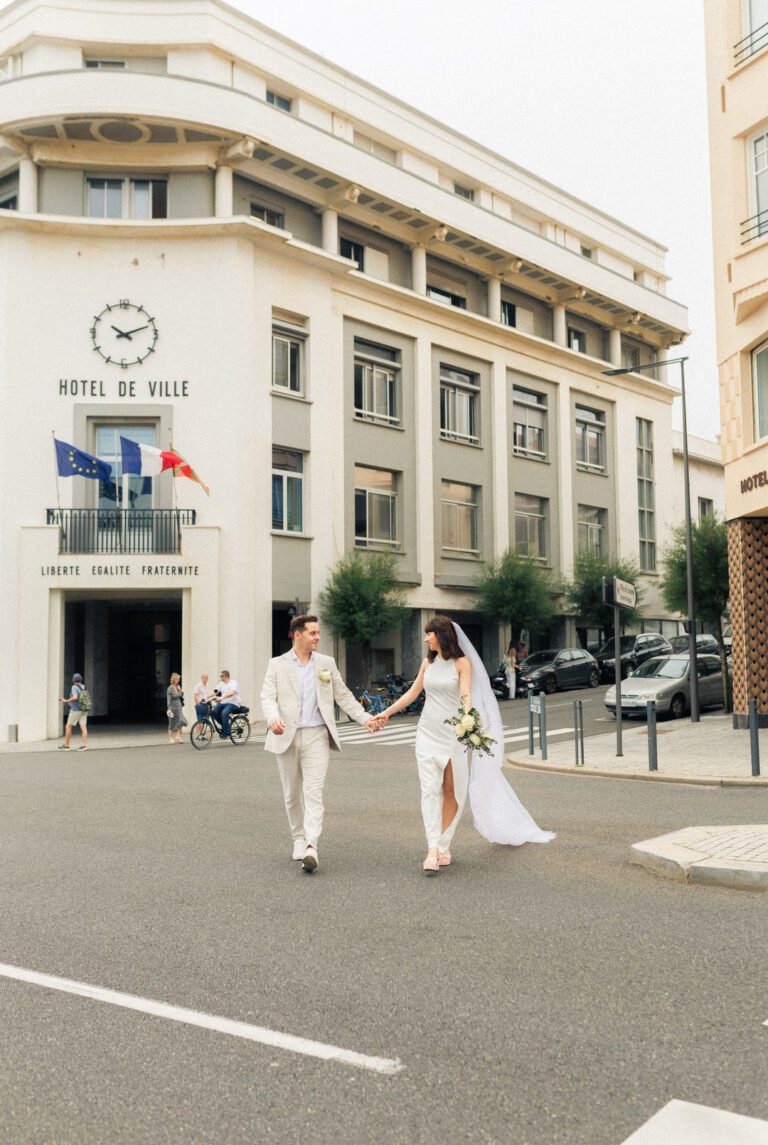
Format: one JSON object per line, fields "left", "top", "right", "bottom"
{"left": 444, "top": 705, "right": 496, "bottom": 757}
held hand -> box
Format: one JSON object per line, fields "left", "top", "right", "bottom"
{"left": 270, "top": 718, "right": 286, "bottom": 735}
{"left": 364, "top": 717, "right": 381, "bottom": 733}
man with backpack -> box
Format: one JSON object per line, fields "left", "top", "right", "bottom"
{"left": 58, "top": 673, "right": 91, "bottom": 751}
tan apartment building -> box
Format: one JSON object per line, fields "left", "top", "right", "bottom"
{"left": 705, "top": 0, "right": 768, "bottom": 726}
{"left": 0, "top": 0, "right": 694, "bottom": 741}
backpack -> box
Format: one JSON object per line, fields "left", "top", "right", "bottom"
{"left": 77, "top": 686, "right": 93, "bottom": 713}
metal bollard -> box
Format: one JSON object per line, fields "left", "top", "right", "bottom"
{"left": 527, "top": 692, "right": 535, "bottom": 756}
{"left": 749, "top": 698, "right": 761, "bottom": 777}
{"left": 574, "top": 700, "right": 585, "bottom": 766}
{"left": 539, "top": 691, "right": 548, "bottom": 761}
{"left": 647, "top": 700, "right": 658, "bottom": 771}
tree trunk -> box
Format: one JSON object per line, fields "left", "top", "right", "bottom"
{"left": 362, "top": 642, "right": 373, "bottom": 690}
{"left": 714, "top": 623, "right": 732, "bottom": 714}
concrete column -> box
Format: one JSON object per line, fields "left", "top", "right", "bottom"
{"left": 491, "top": 357, "right": 509, "bottom": 557}
{"left": 18, "top": 156, "right": 38, "bottom": 213}
{"left": 609, "top": 327, "right": 622, "bottom": 367}
{"left": 486, "top": 275, "right": 502, "bottom": 322}
{"left": 321, "top": 207, "right": 338, "bottom": 253}
{"left": 214, "top": 164, "right": 233, "bottom": 218}
{"left": 411, "top": 245, "right": 427, "bottom": 294}
{"left": 727, "top": 517, "right": 768, "bottom": 727}
{"left": 553, "top": 304, "right": 567, "bottom": 347}
{"left": 414, "top": 334, "right": 435, "bottom": 585}
{"left": 556, "top": 382, "right": 575, "bottom": 581}
{"left": 46, "top": 590, "right": 64, "bottom": 740}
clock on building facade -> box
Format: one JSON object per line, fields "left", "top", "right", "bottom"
{"left": 90, "top": 300, "right": 158, "bottom": 368}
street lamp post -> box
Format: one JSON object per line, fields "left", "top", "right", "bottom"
{"left": 602, "top": 355, "right": 699, "bottom": 722}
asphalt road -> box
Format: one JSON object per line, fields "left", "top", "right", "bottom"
{"left": 1, "top": 736, "right": 766, "bottom": 1145}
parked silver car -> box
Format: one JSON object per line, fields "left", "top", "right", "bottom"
{"left": 604, "top": 653, "right": 727, "bottom": 719}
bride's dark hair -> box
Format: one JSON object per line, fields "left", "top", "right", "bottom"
{"left": 425, "top": 615, "right": 463, "bottom": 662}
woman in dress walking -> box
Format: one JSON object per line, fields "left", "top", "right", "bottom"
{"left": 380, "top": 615, "right": 555, "bottom": 874}
{"left": 166, "top": 673, "right": 187, "bottom": 744}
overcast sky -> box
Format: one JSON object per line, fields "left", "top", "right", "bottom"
{"left": 229, "top": 0, "right": 719, "bottom": 439}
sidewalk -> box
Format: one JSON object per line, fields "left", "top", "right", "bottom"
{"left": 507, "top": 712, "right": 768, "bottom": 786}
{"left": 0, "top": 721, "right": 269, "bottom": 755}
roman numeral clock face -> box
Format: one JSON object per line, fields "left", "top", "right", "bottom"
{"left": 90, "top": 300, "right": 158, "bottom": 368}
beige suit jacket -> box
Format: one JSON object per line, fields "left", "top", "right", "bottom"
{"left": 260, "top": 650, "right": 369, "bottom": 754}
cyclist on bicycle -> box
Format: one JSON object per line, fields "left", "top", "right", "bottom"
{"left": 211, "top": 670, "right": 243, "bottom": 739}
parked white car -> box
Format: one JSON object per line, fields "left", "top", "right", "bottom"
{"left": 604, "top": 654, "right": 727, "bottom": 720}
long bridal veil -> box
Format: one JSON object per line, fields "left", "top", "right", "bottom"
{"left": 453, "top": 622, "right": 555, "bottom": 846}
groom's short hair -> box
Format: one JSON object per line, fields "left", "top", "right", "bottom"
{"left": 289, "top": 613, "right": 318, "bottom": 636}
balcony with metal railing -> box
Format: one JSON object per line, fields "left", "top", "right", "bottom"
{"left": 46, "top": 508, "right": 196, "bottom": 554}
{"left": 740, "top": 207, "right": 768, "bottom": 244}
{"left": 734, "top": 20, "right": 768, "bottom": 66}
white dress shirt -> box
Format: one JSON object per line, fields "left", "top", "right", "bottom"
{"left": 291, "top": 650, "right": 325, "bottom": 728}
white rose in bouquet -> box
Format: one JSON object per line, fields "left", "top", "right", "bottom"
{"left": 469, "top": 733, "right": 481, "bottom": 746}
{"left": 460, "top": 713, "right": 476, "bottom": 731}
{"left": 454, "top": 724, "right": 466, "bottom": 739}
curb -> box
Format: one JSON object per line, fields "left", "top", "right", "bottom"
{"left": 629, "top": 830, "right": 768, "bottom": 891}
{"left": 506, "top": 753, "right": 768, "bottom": 788}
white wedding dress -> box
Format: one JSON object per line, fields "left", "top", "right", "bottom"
{"left": 417, "top": 628, "right": 555, "bottom": 848}
{"left": 414, "top": 656, "right": 469, "bottom": 850}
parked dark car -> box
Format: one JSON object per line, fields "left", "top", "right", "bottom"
{"left": 668, "top": 633, "right": 719, "bottom": 654}
{"left": 596, "top": 633, "right": 672, "bottom": 681}
{"left": 518, "top": 648, "right": 600, "bottom": 695}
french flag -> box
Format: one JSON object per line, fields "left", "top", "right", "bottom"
{"left": 120, "top": 436, "right": 181, "bottom": 476}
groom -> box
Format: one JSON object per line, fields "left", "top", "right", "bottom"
{"left": 260, "top": 613, "right": 377, "bottom": 873}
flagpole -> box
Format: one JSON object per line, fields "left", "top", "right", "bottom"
{"left": 51, "top": 431, "right": 62, "bottom": 514}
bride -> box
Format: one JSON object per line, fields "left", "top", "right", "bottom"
{"left": 379, "top": 615, "right": 555, "bottom": 874}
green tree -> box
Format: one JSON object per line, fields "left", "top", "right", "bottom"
{"left": 474, "top": 549, "right": 554, "bottom": 647}
{"left": 317, "top": 551, "right": 408, "bottom": 687}
{"left": 564, "top": 551, "right": 643, "bottom": 636}
{"left": 661, "top": 515, "right": 731, "bottom": 710}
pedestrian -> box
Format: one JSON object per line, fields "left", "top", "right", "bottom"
{"left": 502, "top": 640, "right": 518, "bottom": 700}
{"left": 58, "top": 672, "right": 89, "bottom": 751}
{"left": 212, "top": 670, "right": 242, "bottom": 739}
{"left": 166, "top": 673, "right": 187, "bottom": 744}
{"left": 260, "top": 613, "right": 379, "bottom": 873}
{"left": 193, "top": 672, "right": 210, "bottom": 724}
{"left": 378, "top": 616, "right": 555, "bottom": 874}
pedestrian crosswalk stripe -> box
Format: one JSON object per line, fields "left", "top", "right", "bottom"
{"left": 619, "top": 1098, "right": 768, "bottom": 1143}
{"left": 253, "top": 724, "right": 574, "bottom": 748}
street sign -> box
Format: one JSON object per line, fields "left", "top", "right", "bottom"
{"left": 530, "top": 695, "right": 541, "bottom": 714}
{"left": 614, "top": 577, "right": 637, "bottom": 609}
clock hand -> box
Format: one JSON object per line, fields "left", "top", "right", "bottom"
{"left": 111, "top": 325, "right": 132, "bottom": 339}
{"left": 122, "top": 325, "right": 149, "bottom": 337}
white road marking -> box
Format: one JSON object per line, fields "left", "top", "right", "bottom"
{"left": 334, "top": 725, "right": 575, "bottom": 746}
{"left": 619, "top": 1099, "right": 768, "bottom": 1143}
{"left": 0, "top": 962, "right": 404, "bottom": 1076}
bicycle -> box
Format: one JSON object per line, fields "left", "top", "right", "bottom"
{"left": 190, "top": 699, "right": 251, "bottom": 749}
{"left": 357, "top": 688, "right": 388, "bottom": 716}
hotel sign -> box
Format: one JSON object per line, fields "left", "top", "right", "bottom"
{"left": 740, "top": 470, "right": 768, "bottom": 494}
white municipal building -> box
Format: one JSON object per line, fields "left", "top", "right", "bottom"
{"left": 0, "top": 0, "right": 713, "bottom": 742}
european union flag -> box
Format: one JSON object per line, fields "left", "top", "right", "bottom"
{"left": 54, "top": 438, "right": 112, "bottom": 481}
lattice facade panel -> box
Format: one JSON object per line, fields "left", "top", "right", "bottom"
{"left": 728, "top": 516, "right": 768, "bottom": 724}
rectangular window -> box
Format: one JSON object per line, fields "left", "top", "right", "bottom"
{"left": 440, "top": 365, "right": 479, "bottom": 444}
{"left": 501, "top": 300, "right": 516, "bottom": 327}
{"left": 354, "top": 466, "right": 398, "bottom": 548}
{"left": 637, "top": 418, "right": 656, "bottom": 572}
{"left": 84, "top": 59, "right": 126, "bottom": 69}
{"left": 266, "top": 90, "right": 292, "bottom": 112}
{"left": 87, "top": 177, "right": 167, "bottom": 219}
{"left": 340, "top": 237, "right": 365, "bottom": 270}
{"left": 0, "top": 193, "right": 17, "bottom": 210}
{"left": 752, "top": 131, "right": 768, "bottom": 237}
{"left": 272, "top": 448, "right": 304, "bottom": 533}
{"left": 568, "top": 327, "right": 587, "bottom": 354}
{"left": 753, "top": 341, "right": 768, "bottom": 439}
{"left": 580, "top": 245, "right": 593, "bottom": 259}
{"left": 251, "top": 202, "right": 284, "bottom": 228}
{"left": 575, "top": 405, "right": 606, "bottom": 471}
{"left": 698, "top": 497, "right": 714, "bottom": 522}
{"left": 512, "top": 385, "right": 547, "bottom": 459}
{"left": 621, "top": 343, "right": 640, "bottom": 370}
{"left": 578, "top": 504, "right": 606, "bottom": 557}
{"left": 427, "top": 285, "right": 467, "bottom": 309}
{"left": 353, "top": 339, "right": 399, "bottom": 426}
{"left": 272, "top": 331, "right": 302, "bottom": 394}
{"left": 441, "top": 481, "right": 478, "bottom": 553}
{"left": 454, "top": 183, "right": 475, "bottom": 201}
{"left": 514, "top": 494, "right": 547, "bottom": 560}
{"left": 95, "top": 423, "right": 157, "bottom": 510}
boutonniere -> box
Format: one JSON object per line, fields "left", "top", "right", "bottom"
{"left": 317, "top": 669, "right": 332, "bottom": 684}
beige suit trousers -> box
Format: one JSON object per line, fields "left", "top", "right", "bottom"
{"left": 275, "top": 725, "right": 331, "bottom": 848}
